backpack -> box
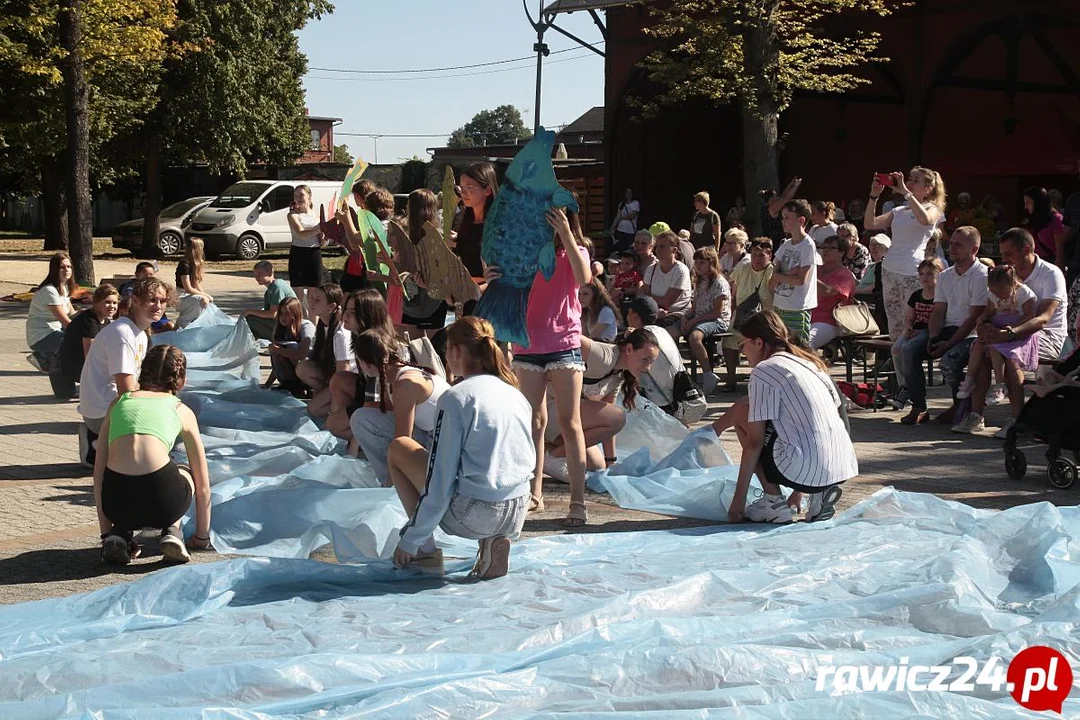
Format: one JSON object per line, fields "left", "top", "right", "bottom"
{"left": 837, "top": 380, "right": 887, "bottom": 410}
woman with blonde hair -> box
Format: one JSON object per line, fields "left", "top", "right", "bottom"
{"left": 864, "top": 166, "right": 947, "bottom": 340}
{"left": 388, "top": 316, "right": 534, "bottom": 580}
{"left": 175, "top": 237, "right": 213, "bottom": 328}
{"left": 680, "top": 246, "right": 731, "bottom": 393}
{"left": 808, "top": 201, "right": 839, "bottom": 247}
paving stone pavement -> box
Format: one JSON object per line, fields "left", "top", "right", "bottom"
{"left": 0, "top": 254, "right": 1073, "bottom": 606}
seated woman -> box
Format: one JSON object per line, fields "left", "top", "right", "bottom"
{"left": 680, "top": 247, "right": 731, "bottom": 393}
{"left": 579, "top": 278, "right": 621, "bottom": 341}
{"left": 809, "top": 234, "right": 858, "bottom": 350}
{"left": 388, "top": 317, "right": 535, "bottom": 580}
{"left": 326, "top": 288, "right": 398, "bottom": 446}
{"left": 297, "top": 283, "right": 356, "bottom": 420}
{"left": 265, "top": 297, "right": 316, "bottom": 397}
{"left": 93, "top": 345, "right": 212, "bottom": 565}
{"left": 26, "top": 251, "right": 76, "bottom": 371}
{"left": 638, "top": 231, "right": 692, "bottom": 333}
{"left": 50, "top": 284, "right": 118, "bottom": 400}
{"left": 711, "top": 310, "right": 858, "bottom": 524}
{"left": 349, "top": 330, "right": 450, "bottom": 485}
{"left": 543, "top": 330, "right": 661, "bottom": 480}
{"left": 175, "top": 237, "right": 214, "bottom": 329}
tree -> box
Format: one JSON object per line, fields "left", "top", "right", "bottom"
{"left": 0, "top": 0, "right": 177, "bottom": 280}
{"left": 447, "top": 105, "right": 532, "bottom": 148}
{"left": 139, "top": 0, "right": 333, "bottom": 256}
{"left": 637, "top": 0, "right": 890, "bottom": 235}
{"left": 333, "top": 143, "right": 352, "bottom": 165}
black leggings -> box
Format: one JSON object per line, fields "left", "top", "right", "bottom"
{"left": 102, "top": 462, "right": 193, "bottom": 533}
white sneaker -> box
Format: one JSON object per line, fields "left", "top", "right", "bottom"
{"left": 159, "top": 526, "right": 191, "bottom": 564}
{"left": 544, "top": 453, "right": 570, "bottom": 484}
{"left": 951, "top": 412, "right": 985, "bottom": 434}
{"left": 993, "top": 417, "right": 1016, "bottom": 440}
{"left": 743, "top": 493, "right": 794, "bottom": 523}
{"left": 986, "top": 384, "right": 1008, "bottom": 406}
{"left": 806, "top": 486, "right": 843, "bottom": 522}
{"left": 956, "top": 377, "right": 975, "bottom": 400}
{"left": 702, "top": 371, "right": 719, "bottom": 395}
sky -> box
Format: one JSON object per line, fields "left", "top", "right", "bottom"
{"left": 296, "top": 1, "right": 606, "bottom": 164}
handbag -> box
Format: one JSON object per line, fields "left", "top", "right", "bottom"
{"left": 733, "top": 276, "right": 765, "bottom": 331}
{"left": 671, "top": 370, "right": 708, "bottom": 425}
{"left": 833, "top": 300, "right": 879, "bottom": 337}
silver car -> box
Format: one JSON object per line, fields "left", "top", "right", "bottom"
{"left": 111, "top": 196, "right": 215, "bottom": 256}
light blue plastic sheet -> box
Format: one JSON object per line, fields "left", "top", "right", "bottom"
{"left": 588, "top": 404, "right": 788, "bottom": 521}
{"left": 155, "top": 311, "right": 476, "bottom": 562}
{"left": 1, "top": 489, "right": 1077, "bottom": 718}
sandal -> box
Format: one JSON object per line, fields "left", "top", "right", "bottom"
{"left": 528, "top": 494, "right": 545, "bottom": 513}
{"left": 563, "top": 500, "right": 588, "bottom": 528}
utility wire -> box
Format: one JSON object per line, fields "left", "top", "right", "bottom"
{"left": 306, "top": 52, "right": 596, "bottom": 83}
{"left": 337, "top": 123, "right": 570, "bottom": 140}
{"left": 309, "top": 42, "right": 604, "bottom": 75}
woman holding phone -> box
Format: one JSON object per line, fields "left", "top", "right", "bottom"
{"left": 863, "top": 168, "right": 946, "bottom": 341}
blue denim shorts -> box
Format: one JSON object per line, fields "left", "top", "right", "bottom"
{"left": 685, "top": 319, "right": 729, "bottom": 338}
{"left": 512, "top": 347, "right": 585, "bottom": 373}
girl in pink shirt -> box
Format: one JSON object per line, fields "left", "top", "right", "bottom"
{"left": 500, "top": 207, "right": 593, "bottom": 526}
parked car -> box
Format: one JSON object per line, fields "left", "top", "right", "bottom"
{"left": 111, "top": 196, "right": 215, "bottom": 256}
{"left": 184, "top": 180, "right": 341, "bottom": 260}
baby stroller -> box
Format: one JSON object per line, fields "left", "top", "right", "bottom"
{"left": 1003, "top": 348, "right": 1080, "bottom": 489}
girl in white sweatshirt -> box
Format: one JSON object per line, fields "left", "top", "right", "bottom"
{"left": 389, "top": 316, "right": 535, "bottom": 580}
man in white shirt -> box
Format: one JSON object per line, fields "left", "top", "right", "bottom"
{"left": 959, "top": 227, "right": 1069, "bottom": 435}
{"left": 78, "top": 277, "right": 169, "bottom": 466}
{"left": 901, "top": 226, "right": 988, "bottom": 426}
{"left": 768, "top": 199, "right": 818, "bottom": 343}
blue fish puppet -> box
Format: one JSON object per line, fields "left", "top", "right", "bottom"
{"left": 474, "top": 128, "right": 578, "bottom": 347}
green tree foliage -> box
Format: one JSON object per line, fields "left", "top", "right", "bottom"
{"left": 637, "top": 0, "right": 891, "bottom": 233}
{"left": 0, "top": 0, "right": 178, "bottom": 280}
{"left": 156, "top": 0, "right": 333, "bottom": 174}
{"left": 333, "top": 143, "right": 352, "bottom": 165}
{"left": 447, "top": 105, "right": 532, "bottom": 148}
{"left": 136, "top": 0, "right": 332, "bottom": 255}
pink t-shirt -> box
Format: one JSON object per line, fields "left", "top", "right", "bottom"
{"left": 811, "top": 266, "right": 857, "bottom": 325}
{"left": 1034, "top": 211, "right": 1065, "bottom": 262}
{"left": 512, "top": 246, "right": 586, "bottom": 355}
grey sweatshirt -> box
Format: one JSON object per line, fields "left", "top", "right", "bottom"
{"left": 399, "top": 374, "right": 534, "bottom": 554}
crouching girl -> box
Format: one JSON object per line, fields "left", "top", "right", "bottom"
{"left": 93, "top": 345, "right": 211, "bottom": 565}
{"left": 389, "top": 317, "right": 534, "bottom": 580}
{"left": 350, "top": 329, "right": 450, "bottom": 485}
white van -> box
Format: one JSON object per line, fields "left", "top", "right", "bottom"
{"left": 185, "top": 180, "right": 341, "bottom": 260}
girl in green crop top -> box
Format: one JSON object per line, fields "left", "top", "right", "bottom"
{"left": 93, "top": 344, "right": 212, "bottom": 566}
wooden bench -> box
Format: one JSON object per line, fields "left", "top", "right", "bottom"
{"left": 687, "top": 331, "right": 734, "bottom": 381}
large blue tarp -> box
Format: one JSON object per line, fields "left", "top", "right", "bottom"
{"left": 147, "top": 309, "right": 734, "bottom": 561}
{"left": 1, "top": 489, "right": 1077, "bottom": 717}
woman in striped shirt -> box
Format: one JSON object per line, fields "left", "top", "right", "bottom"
{"left": 711, "top": 310, "right": 858, "bottom": 524}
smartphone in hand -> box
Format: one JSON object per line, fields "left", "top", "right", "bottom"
{"left": 875, "top": 173, "right": 893, "bottom": 187}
